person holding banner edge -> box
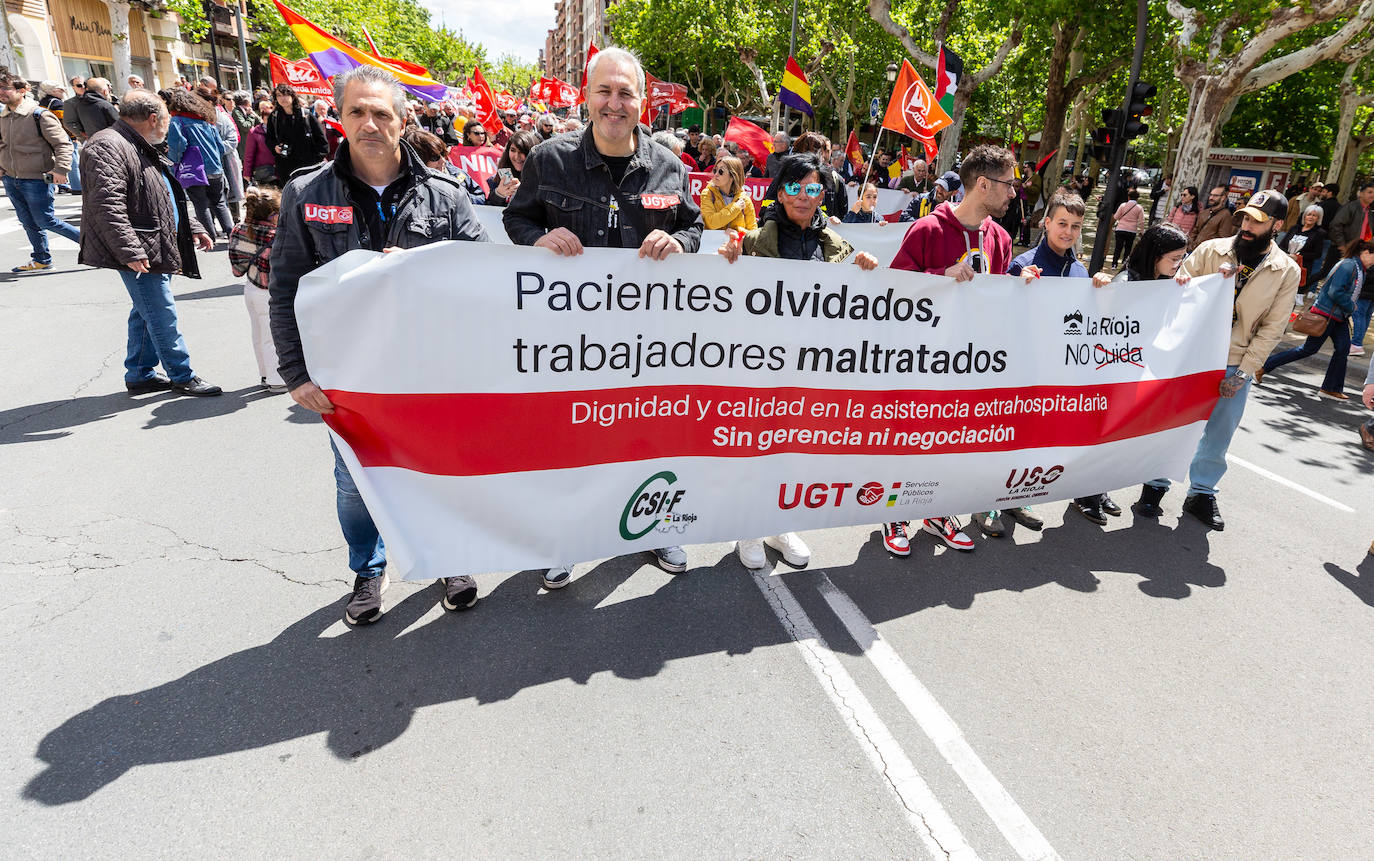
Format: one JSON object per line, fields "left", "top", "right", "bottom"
{"left": 269, "top": 65, "right": 492, "bottom": 626}
{"left": 503, "top": 46, "right": 704, "bottom": 590}
{"left": 716, "top": 152, "right": 880, "bottom": 570}
{"left": 887, "top": 144, "right": 1044, "bottom": 552}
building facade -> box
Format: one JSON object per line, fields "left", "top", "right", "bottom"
{"left": 543, "top": 0, "right": 609, "bottom": 83}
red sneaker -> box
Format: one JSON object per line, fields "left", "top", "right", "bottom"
{"left": 882, "top": 522, "right": 911, "bottom": 556}
{"left": 922, "top": 516, "right": 975, "bottom": 551}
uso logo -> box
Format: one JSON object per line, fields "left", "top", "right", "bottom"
{"left": 857, "top": 482, "right": 886, "bottom": 506}
{"left": 303, "top": 204, "right": 354, "bottom": 225}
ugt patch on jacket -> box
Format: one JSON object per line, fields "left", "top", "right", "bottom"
{"left": 303, "top": 204, "right": 354, "bottom": 225}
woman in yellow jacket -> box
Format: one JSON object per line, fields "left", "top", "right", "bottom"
{"left": 699, "top": 155, "right": 758, "bottom": 231}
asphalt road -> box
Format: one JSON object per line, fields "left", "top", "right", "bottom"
{"left": 3, "top": 192, "right": 1373, "bottom": 860}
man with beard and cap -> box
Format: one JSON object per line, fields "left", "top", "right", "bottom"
{"left": 1134, "top": 189, "right": 1300, "bottom": 530}
{"left": 898, "top": 170, "right": 960, "bottom": 222}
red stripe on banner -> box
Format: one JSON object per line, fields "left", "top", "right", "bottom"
{"left": 323, "top": 374, "right": 1223, "bottom": 476}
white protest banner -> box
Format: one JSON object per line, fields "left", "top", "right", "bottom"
{"left": 296, "top": 244, "right": 1229, "bottom": 579}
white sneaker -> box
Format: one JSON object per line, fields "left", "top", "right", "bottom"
{"left": 765, "top": 532, "right": 810, "bottom": 567}
{"left": 1351, "top": 345, "right": 1365, "bottom": 356}
{"left": 736, "top": 538, "right": 766, "bottom": 569}
{"left": 542, "top": 565, "right": 572, "bottom": 590}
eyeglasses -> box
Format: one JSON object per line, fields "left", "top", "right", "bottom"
{"left": 783, "top": 181, "right": 825, "bottom": 198}
{"left": 985, "top": 176, "right": 1016, "bottom": 192}
{"left": 472, "top": 130, "right": 487, "bottom": 136}
{"left": 713, "top": 166, "right": 729, "bottom": 174}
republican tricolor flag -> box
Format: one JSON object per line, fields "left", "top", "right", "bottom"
{"left": 778, "top": 56, "right": 813, "bottom": 117}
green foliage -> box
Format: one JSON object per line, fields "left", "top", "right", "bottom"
{"left": 1223, "top": 66, "right": 1345, "bottom": 156}
{"left": 488, "top": 55, "right": 541, "bottom": 93}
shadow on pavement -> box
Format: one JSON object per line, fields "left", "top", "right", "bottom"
{"left": 20, "top": 501, "right": 1234, "bottom": 806}
{"left": 1323, "top": 553, "right": 1374, "bottom": 607}
{"left": 1246, "top": 367, "right": 1374, "bottom": 481}
{"left": 174, "top": 283, "right": 244, "bottom": 302}
{"left": 21, "top": 550, "right": 785, "bottom": 805}
{"left": 0, "top": 387, "right": 276, "bottom": 444}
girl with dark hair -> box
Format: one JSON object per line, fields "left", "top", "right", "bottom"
{"left": 716, "top": 152, "right": 880, "bottom": 570}
{"left": 485, "top": 129, "right": 539, "bottom": 206}
{"left": 265, "top": 83, "right": 326, "bottom": 184}
{"left": 1257, "top": 238, "right": 1374, "bottom": 399}
{"left": 167, "top": 89, "right": 234, "bottom": 239}
{"left": 1165, "top": 186, "right": 1200, "bottom": 236}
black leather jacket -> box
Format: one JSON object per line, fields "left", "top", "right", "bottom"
{"left": 503, "top": 125, "right": 702, "bottom": 252}
{"left": 269, "top": 140, "right": 490, "bottom": 389}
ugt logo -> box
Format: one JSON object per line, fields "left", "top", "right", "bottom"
{"left": 1006, "top": 464, "right": 1065, "bottom": 492}
{"left": 620, "top": 471, "right": 687, "bottom": 540}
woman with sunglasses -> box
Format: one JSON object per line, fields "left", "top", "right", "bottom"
{"left": 462, "top": 121, "right": 489, "bottom": 148}
{"left": 700, "top": 155, "right": 757, "bottom": 231}
{"left": 717, "top": 153, "right": 880, "bottom": 570}
{"left": 484, "top": 129, "right": 540, "bottom": 207}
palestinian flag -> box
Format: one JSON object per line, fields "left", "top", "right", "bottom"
{"left": 935, "top": 45, "right": 962, "bottom": 117}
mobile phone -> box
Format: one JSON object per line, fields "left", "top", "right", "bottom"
{"left": 498, "top": 168, "right": 514, "bottom": 183}
{"left": 43, "top": 172, "right": 54, "bottom": 184}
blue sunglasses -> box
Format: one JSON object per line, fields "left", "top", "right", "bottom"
{"left": 783, "top": 181, "right": 825, "bottom": 198}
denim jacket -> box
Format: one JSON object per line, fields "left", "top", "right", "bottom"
{"left": 503, "top": 126, "right": 702, "bottom": 252}
{"left": 1313, "top": 257, "right": 1362, "bottom": 321}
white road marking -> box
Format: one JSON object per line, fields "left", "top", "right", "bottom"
{"left": 1225, "top": 454, "right": 1355, "bottom": 513}
{"left": 751, "top": 568, "right": 981, "bottom": 861}
{"left": 816, "top": 573, "right": 1062, "bottom": 861}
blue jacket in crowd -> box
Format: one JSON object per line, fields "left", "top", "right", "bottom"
{"left": 167, "top": 114, "right": 225, "bottom": 177}
{"left": 1312, "top": 256, "right": 1362, "bottom": 320}
{"left": 1008, "top": 236, "right": 1089, "bottom": 278}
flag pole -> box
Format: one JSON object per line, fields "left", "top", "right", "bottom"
{"left": 861, "top": 127, "right": 883, "bottom": 193}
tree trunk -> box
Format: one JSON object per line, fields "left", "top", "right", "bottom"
{"left": 0, "top": 6, "right": 19, "bottom": 74}
{"left": 104, "top": 0, "right": 133, "bottom": 89}
{"left": 1169, "top": 76, "right": 1236, "bottom": 211}
{"left": 1325, "top": 61, "right": 1374, "bottom": 187}
{"left": 1035, "top": 22, "right": 1077, "bottom": 182}
{"left": 936, "top": 84, "right": 971, "bottom": 172}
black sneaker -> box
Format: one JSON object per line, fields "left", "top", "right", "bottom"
{"left": 1006, "top": 506, "right": 1044, "bottom": 531}
{"left": 126, "top": 375, "right": 173, "bottom": 394}
{"left": 171, "top": 376, "right": 223, "bottom": 397}
{"left": 1135, "top": 484, "right": 1166, "bottom": 518}
{"left": 441, "top": 575, "right": 478, "bottom": 610}
{"left": 1100, "top": 494, "right": 1123, "bottom": 517}
{"left": 1183, "top": 493, "right": 1224, "bottom": 531}
{"left": 1072, "top": 497, "right": 1107, "bottom": 526}
{"left": 345, "top": 572, "right": 388, "bottom": 625}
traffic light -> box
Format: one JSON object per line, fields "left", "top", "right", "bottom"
{"left": 1124, "top": 82, "right": 1156, "bottom": 140}
{"left": 1090, "top": 119, "right": 1117, "bottom": 163}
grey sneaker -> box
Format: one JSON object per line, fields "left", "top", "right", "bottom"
{"left": 542, "top": 565, "right": 572, "bottom": 590}
{"left": 974, "top": 510, "right": 1005, "bottom": 537}
{"left": 441, "top": 575, "right": 478, "bottom": 610}
{"left": 653, "top": 546, "right": 688, "bottom": 573}
{"left": 345, "top": 572, "right": 388, "bottom": 625}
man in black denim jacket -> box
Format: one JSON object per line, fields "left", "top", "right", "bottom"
{"left": 502, "top": 46, "right": 702, "bottom": 590}
{"left": 503, "top": 48, "right": 702, "bottom": 257}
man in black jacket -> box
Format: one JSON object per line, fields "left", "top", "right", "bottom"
{"left": 503, "top": 45, "right": 702, "bottom": 590}
{"left": 78, "top": 90, "right": 219, "bottom": 397}
{"left": 74, "top": 77, "right": 120, "bottom": 138}
{"left": 270, "top": 65, "right": 490, "bottom": 626}
{"left": 419, "top": 102, "right": 459, "bottom": 145}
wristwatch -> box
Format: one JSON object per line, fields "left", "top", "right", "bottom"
{"left": 1233, "top": 369, "right": 1251, "bottom": 382}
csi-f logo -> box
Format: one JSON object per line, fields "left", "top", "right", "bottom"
{"left": 303, "top": 204, "right": 353, "bottom": 224}
{"left": 1006, "top": 464, "right": 1065, "bottom": 491}
{"left": 620, "top": 471, "right": 688, "bottom": 540}
{"left": 1063, "top": 310, "right": 1084, "bottom": 334}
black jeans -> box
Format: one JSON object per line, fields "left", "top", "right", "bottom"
{"left": 1262, "top": 316, "right": 1351, "bottom": 393}
{"left": 185, "top": 174, "right": 234, "bottom": 239}
{"left": 1111, "top": 230, "right": 1136, "bottom": 267}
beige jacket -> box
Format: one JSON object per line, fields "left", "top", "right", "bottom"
{"left": 0, "top": 97, "right": 73, "bottom": 178}
{"left": 1182, "top": 237, "right": 1301, "bottom": 376}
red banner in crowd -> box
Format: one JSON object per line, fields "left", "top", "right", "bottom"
{"left": 494, "top": 90, "right": 521, "bottom": 113}
{"left": 532, "top": 76, "right": 579, "bottom": 108}
{"left": 447, "top": 144, "right": 505, "bottom": 188}
{"left": 269, "top": 52, "right": 335, "bottom": 106}
{"left": 686, "top": 172, "right": 772, "bottom": 214}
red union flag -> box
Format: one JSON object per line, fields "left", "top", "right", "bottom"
{"left": 269, "top": 52, "right": 334, "bottom": 106}
{"left": 550, "top": 77, "right": 579, "bottom": 108}
{"left": 467, "top": 66, "right": 502, "bottom": 132}
{"left": 881, "top": 60, "right": 952, "bottom": 141}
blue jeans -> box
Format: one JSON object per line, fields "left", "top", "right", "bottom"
{"left": 66, "top": 139, "right": 81, "bottom": 192}
{"left": 118, "top": 269, "right": 194, "bottom": 384}
{"left": 1353, "top": 297, "right": 1372, "bottom": 349}
{"left": 332, "top": 439, "right": 386, "bottom": 578}
{"left": 3, "top": 175, "right": 80, "bottom": 264}
{"left": 1263, "top": 316, "right": 1350, "bottom": 393}
{"left": 1147, "top": 365, "right": 1251, "bottom": 497}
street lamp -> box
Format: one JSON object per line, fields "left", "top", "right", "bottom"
{"left": 886, "top": 62, "right": 898, "bottom": 83}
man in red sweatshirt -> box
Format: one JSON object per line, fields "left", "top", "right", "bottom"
{"left": 881, "top": 144, "right": 1044, "bottom": 557}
